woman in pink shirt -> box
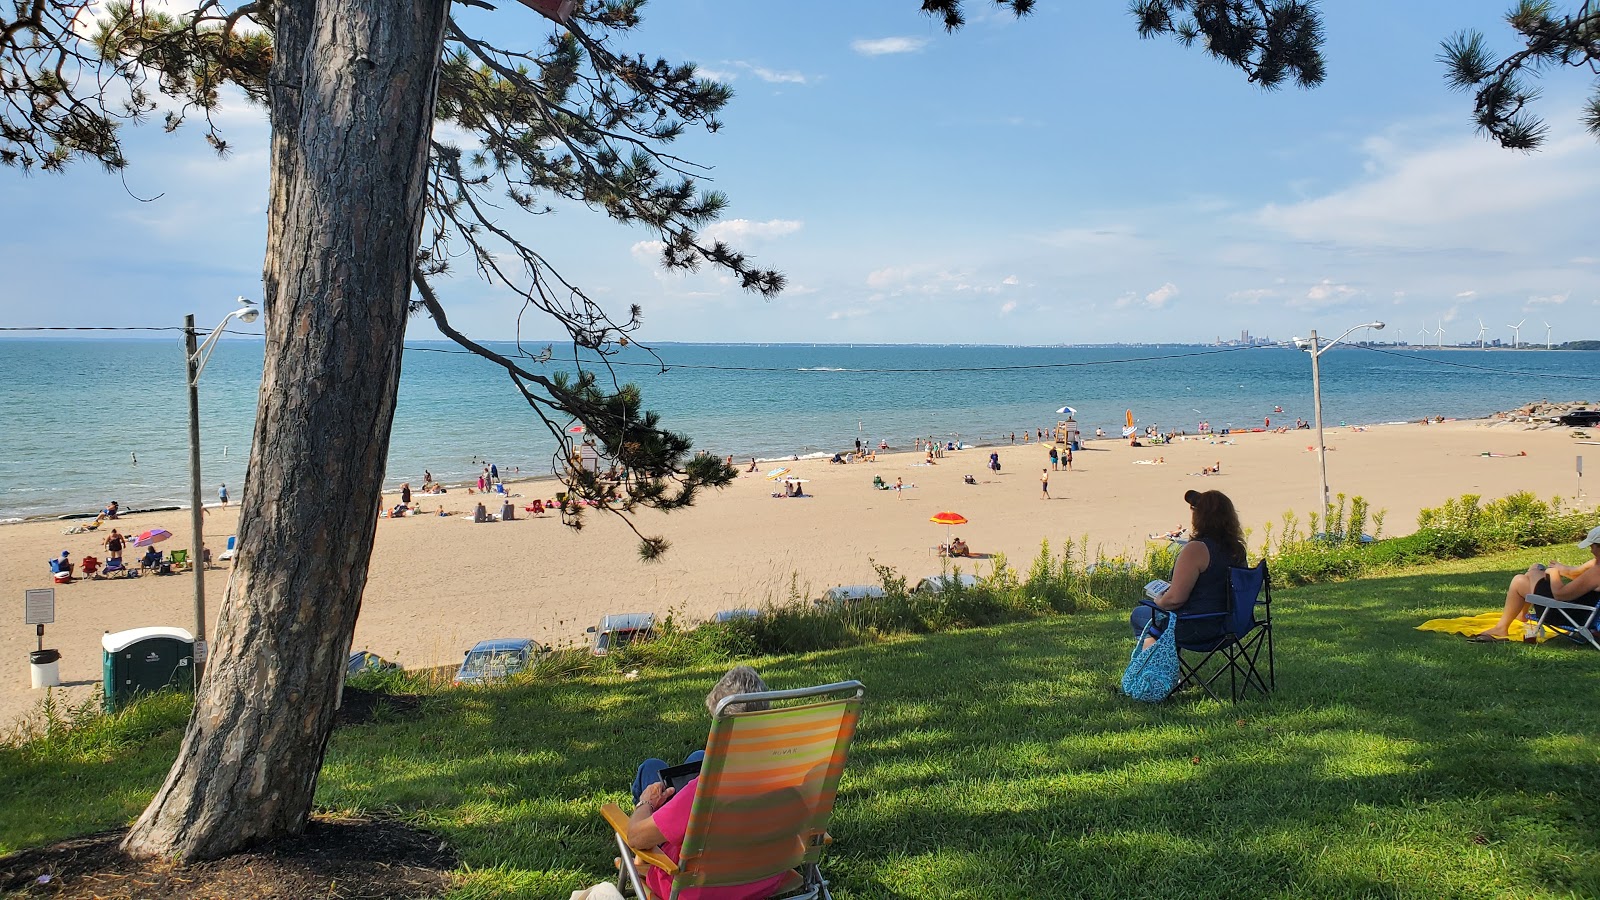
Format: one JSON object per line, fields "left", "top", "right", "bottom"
{"left": 624, "top": 667, "right": 790, "bottom": 900}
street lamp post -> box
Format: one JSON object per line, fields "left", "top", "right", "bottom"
{"left": 185, "top": 298, "right": 260, "bottom": 684}
{"left": 1297, "top": 321, "right": 1384, "bottom": 521}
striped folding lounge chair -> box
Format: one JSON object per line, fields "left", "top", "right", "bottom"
{"left": 600, "top": 680, "right": 865, "bottom": 900}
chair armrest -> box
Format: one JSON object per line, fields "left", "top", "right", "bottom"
{"left": 598, "top": 802, "right": 679, "bottom": 876}
{"left": 1139, "top": 595, "right": 1222, "bottom": 614}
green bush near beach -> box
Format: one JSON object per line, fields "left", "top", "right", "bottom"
{"left": 3, "top": 545, "right": 1597, "bottom": 898}
{"left": 1264, "top": 491, "right": 1595, "bottom": 587}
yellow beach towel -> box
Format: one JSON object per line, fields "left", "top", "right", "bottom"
{"left": 1417, "top": 611, "right": 1557, "bottom": 643}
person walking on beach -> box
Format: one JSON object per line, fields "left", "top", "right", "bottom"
{"left": 1049, "top": 446, "right": 1059, "bottom": 471}
{"left": 490, "top": 462, "right": 499, "bottom": 484}
{"left": 218, "top": 483, "right": 229, "bottom": 506}
{"left": 103, "top": 528, "right": 125, "bottom": 563}
{"left": 1064, "top": 446, "right": 1073, "bottom": 471}
{"left": 1040, "top": 469, "right": 1050, "bottom": 500}
{"left": 895, "top": 476, "right": 904, "bottom": 498}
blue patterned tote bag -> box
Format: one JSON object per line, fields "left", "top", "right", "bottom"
{"left": 1121, "top": 610, "right": 1180, "bottom": 702}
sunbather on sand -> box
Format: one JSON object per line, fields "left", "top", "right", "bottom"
{"left": 1470, "top": 526, "right": 1600, "bottom": 642}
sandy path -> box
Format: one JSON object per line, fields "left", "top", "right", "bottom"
{"left": 3, "top": 418, "right": 1587, "bottom": 727}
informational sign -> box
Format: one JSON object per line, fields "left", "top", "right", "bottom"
{"left": 24, "top": 588, "right": 55, "bottom": 626}
{"left": 193, "top": 640, "right": 208, "bottom": 665}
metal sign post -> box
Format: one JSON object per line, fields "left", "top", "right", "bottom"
{"left": 24, "top": 588, "right": 55, "bottom": 652}
{"left": 1579, "top": 455, "right": 1585, "bottom": 506}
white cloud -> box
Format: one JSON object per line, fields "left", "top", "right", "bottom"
{"left": 851, "top": 37, "right": 929, "bottom": 56}
{"left": 1113, "top": 283, "right": 1178, "bottom": 310}
{"left": 1002, "top": 275, "right": 1019, "bottom": 286}
{"left": 1000, "top": 301, "right": 1017, "bottom": 315}
{"left": 631, "top": 240, "right": 665, "bottom": 266}
{"left": 1145, "top": 282, "right": 1179, "bottom": 308}
{"left": 827, "top": 308, "right": 869, "bottom": 320}
{"left": 1571, "top": 256, "right": 1599, "bottom": 265}
{"left": 1256, "top": 127, "right": 1600, "bottom": 253}
{"left": 702, "top": 218, "right": 803, "bottom": 243}
{"left": 1227, "top": 288, "right": 1273, "bottom": 305}
{"left": 701, "top": 61, "right": 812, "bottom": 85}
{"left": 1455, "top": 290, "right": 1477, "bottom": 298}
{"left": 866, "top": 266, "right": 914, "bottom": 289}
{"left": 744, "top": 64, "right": 808, "bottom": 84}
{"left": 1289, "top": 279, "right": 1359, "bottom": 309}
{"left": 1526, "top": 292, "right": 1569, "bottom": 306}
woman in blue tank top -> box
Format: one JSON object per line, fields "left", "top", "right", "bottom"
{"left": 1131, "top": 489, "right": 1248, "bottom": 645}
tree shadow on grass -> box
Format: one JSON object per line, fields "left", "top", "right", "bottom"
{"left": 355, "top": 564, "right": 1594, "bottom": 898}
{"left": 5, "top": 564, "right": 1594, "bottom": 898}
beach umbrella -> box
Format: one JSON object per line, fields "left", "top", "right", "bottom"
{"left": 929, "top": 511, "right": 968, "bottom": 544}
{"left": 765, "top": 467, "right": 792, "bottom": 480}
{"left": 1055, "top": 406, "right": 1077, "bottom": 417}
{"left": 130, "top": 527, "right": 173, "bottom": 547}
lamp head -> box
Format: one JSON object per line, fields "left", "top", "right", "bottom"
{"left": 235, "top": 296, "right": 260, "bottom": 324}
{"left": 1369, "top": 322, "right": 1386, "bottom": 331}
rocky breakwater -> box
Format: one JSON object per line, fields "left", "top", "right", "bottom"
{"left": 1488, "top": 400, "right": 1599, "bottom": 429}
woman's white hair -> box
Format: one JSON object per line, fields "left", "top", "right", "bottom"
{"left": 706, "top": 665, "right": 769, "bottom": 716}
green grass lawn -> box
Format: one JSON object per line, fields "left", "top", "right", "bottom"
{"left": 3, "top": 547, "right": 1597, "bottom": 898}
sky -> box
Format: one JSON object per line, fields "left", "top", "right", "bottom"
{"left": 2, "top": 0, "right": 1597, "bottom": 346}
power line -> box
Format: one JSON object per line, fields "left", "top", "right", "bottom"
{"left": 0, "top": 325, "right": 193, "bottom": 332}
{"left": 7, "top": 325, "right": 1597, "bottom": 381}
{"left": 1355, "top": 344, "right": 1600, "bottom": 381}
{"left": 397, "top": 340, "right": 1291, "bottom": 372}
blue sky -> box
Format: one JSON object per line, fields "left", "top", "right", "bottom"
{"left": 2, "top": 0, "right": 1597, "bottom": 346}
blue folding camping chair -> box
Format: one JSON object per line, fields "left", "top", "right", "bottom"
{"left": 1137, "top": 561, "right": 1274, "bottom": 702}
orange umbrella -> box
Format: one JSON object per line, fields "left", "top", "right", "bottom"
{"left": 930, "top": 511, "right": 968, "bottom": 546}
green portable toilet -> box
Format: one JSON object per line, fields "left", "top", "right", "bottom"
{"left": 102, "top": 626, "right": 195, "bottom": 712}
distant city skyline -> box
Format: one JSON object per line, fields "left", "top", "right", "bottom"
{"left": 1, "top": 1, "right": 1596, "bottom": 345}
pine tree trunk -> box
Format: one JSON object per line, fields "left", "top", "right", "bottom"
{"left": 122, "top": 0, "right": 449, "bottom": 861}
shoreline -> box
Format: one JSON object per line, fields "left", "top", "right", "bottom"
{"left": 3, "top": 414, "right": 1535, "bottom": 525}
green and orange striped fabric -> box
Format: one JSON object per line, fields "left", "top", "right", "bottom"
{"left": 671, "top": 689, "right": 863, "bottom": 895}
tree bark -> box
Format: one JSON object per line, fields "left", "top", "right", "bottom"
{"left": 123, "top": 0, "right": 450, "bottom": 861}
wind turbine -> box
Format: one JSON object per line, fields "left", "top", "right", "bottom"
{"left": 1476, "top": 319, "right": 1488, "bottom": 350}
{"left": 1416, "top": 326, "right": 1429, "bottom": 347}
{"left": 1507, "top": 318, "right": 1525, "bottom": 349}
{"left": 1435, "top": 320, "right": 1446, "bottom": 350}
{"left": 1544, "top": 321, "right": 1553, "bottom": 350}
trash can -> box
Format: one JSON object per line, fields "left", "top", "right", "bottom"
{"left": 102, "top": 626, "right": 194, "bottom": 712}
{"left": 29, "top": 649, "right": 61, "bottom": 689}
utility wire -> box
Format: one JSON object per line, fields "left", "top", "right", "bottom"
{"left": 6, "top": 325, "right": 1597, "bottom": 381}
{"left": 1355, "top": 344, "right": 1600, "bottom": 381}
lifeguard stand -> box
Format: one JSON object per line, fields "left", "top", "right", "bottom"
{"left": 1057, "top": 418, "right": 1081, "bottom": 451}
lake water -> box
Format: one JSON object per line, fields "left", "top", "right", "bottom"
{"left": 1, "top": 338, "right": 1595, "bottom": 520}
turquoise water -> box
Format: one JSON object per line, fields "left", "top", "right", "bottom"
{"left": 1, "top": 338, "right": 1596, "bottom": 520}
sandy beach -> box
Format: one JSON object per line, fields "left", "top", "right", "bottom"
{"left": 3, "top": 418, "right": 1591, "bottom": 727}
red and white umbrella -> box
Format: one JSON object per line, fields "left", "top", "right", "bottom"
{"left": 130, "top": 527, "right": 174, "bottom": 548}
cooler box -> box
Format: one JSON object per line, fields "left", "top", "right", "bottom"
{"left": 102, "top": 626, "right": 195, "bottom": 712}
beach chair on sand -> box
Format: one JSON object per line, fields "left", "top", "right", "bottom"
{"left": 1138, "top": 561, "right": 1274, "bottom": 702}
{"left": 600, "top": 680, "right": 865, "bottom": 900}
{"left": 218, "top": 536, "right": 237, "bottom": 561}
{"left": 1527, "top": 593, "right": 1600, "bottom": 651}
{"left": 169, "top": 549, "right": 190, "bottom": 571}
